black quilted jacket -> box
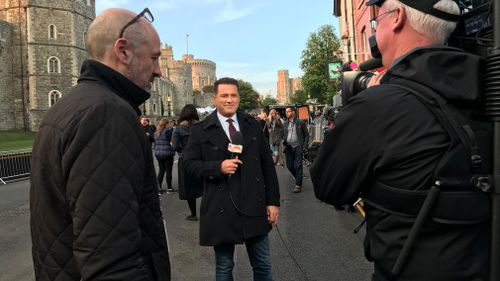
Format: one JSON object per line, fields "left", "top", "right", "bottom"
{"left": 30, "top": 60, "right": 170, "bottom": 281}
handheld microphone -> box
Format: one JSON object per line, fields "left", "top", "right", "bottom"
{"left": 228, "top": 131, "right": 243, "bottom": 157}
{"left": 359, "top": 58, "right": 383, "bottom": 71}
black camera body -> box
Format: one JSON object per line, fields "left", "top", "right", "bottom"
{"left": 339, "top": 0, "right": 494, "bottom": 104}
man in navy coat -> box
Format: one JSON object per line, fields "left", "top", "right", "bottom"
{"left": 183, "top": 77, "right": 280, "bottom": 281}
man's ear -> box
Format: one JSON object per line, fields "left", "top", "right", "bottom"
{"left": 392, "top": 7, "right": 406, "bottom": 32}
{"left": 114, "top": 38, "right": 132, "bottom": 64}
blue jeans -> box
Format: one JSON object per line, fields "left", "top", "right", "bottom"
{"left": 284, "top": 145, "right": 303, "bottom": 186}
{"left": 214, "top": 234, "right": 272, "bottom": 281}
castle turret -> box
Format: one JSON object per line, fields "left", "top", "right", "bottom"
{"left": 0, "top": 0, "right": 96, "bottom": 131}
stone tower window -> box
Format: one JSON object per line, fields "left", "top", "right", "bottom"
{"left": 49, "top": 90, "right": 62, "bottom": 107}
{"left": 153, "top": 103, "right": 157, "bottom": 113}
{"left": 87, "top": 0, "right": 92, "bottom": 6}
{"left": 48, "top": 24, "right": 57, "bottom": 39}
{"left": 47, "top": 56, "right": 61, "bottom": 73}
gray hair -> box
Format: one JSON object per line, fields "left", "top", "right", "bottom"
{"left": 385, "top": 0, "right": 460, "bottom": 44}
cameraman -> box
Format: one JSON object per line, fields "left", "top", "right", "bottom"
{"left": 311, "top": 0, "right": 491, "bottom": 280}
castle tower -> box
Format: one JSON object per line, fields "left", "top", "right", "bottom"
{"left": 159, "top": 44, "right": 193, "bottom": 116}
{"left": 182, "top": 54, "right": 216, "bottom": 108}
{"left": 0, "top": 0, "right": 96, "bottom": 131}
{"left": 181, "top": 54, "right": 216, "bottom": 92}
{"left": 277, "top": 69, "right": 291, "bottom": 104}
{"left": 291, "top": 77, "right": 302, "bottom": 93}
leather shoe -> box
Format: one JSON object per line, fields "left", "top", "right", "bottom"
{"left": 293, "top": 186, "right": 302, "bottom": 193}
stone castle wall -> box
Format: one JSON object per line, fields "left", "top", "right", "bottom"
{"left": 0, "top": 0, "right": 95, "bottom": 131}
{"left": 182, "top": 54, "right": 216, "bottom": 92}
{"left": 0, "top": 21, "right": 14, "bottom": 130}
{"left": 168, "top": 60, "right": 193, "bottom": 116}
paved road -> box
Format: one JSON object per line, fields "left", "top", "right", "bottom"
{"left": 0, "top": 163, "right": 373, "bottom": 281}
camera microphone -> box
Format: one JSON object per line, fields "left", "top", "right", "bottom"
{"left": 359, "top": 58, "right": 383, "bottom": 71}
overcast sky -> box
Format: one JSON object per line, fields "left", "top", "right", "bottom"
{"left": 96, "top": 0, "right": 339, "bottom": 97}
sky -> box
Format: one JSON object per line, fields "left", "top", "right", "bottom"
{"left": 96, "top": 0, "right": 339, "bottom": 97}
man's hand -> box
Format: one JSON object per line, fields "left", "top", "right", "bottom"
{"left": 367, "top": 69, "right": 387, "bottom": 88}
{"left": 220, "top": 158, "right": 243, "bottom": 175}
{"left": 266, "top": 205, "right": 279, "bottom": 225}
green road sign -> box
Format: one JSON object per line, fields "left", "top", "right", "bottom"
{"left": 329, "top": 62, "right": 341, "bottom": 80}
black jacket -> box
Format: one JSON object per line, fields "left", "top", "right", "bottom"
{"left": 172, "top": 121, "right": 203, "bottom": 200}
{"left": 183, "top": 111, "right": 280, "bottom": 246}
{"left": 283, "top": 118, "right": 310, "bottom": 149}
{"left": 311, "top": 46, "right": 491, "bottom": 281}
{"left": 30, "top": 60, "right": 170, "bottom": 281}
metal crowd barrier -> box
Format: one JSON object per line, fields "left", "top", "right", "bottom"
{"left": 0, "top": 149, "right": 32, "bottom": 184}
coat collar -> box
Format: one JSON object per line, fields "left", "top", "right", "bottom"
{"left": 78, "top": 60, "right": 151, "bottom": 116}
{"left": 202, "top": 111, "right": 254, "bottom": 156}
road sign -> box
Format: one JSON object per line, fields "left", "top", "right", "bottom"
{"left": 329, "top": 62, "right": 341, "bottom": 80}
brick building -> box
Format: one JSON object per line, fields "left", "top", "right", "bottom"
{"left": 334, "top": 0, "right": 378, "bottom": 64}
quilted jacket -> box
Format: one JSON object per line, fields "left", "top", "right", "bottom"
{"left": 30, "top": 60, "right": 171, "bottom": 281}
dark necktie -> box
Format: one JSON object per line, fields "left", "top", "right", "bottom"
{"left": 227, "top": 118, "right": 237, "bottom": 142}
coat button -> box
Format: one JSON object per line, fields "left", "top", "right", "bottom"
{"left": 252, "top": 136, "right": 257, "bottom": 141}
{"left": 255, "top": 177, "right": 260, "bottom": 182}
{"left": 218, "top": 207, "right": 225, "bottom": 213}
{"left": 213, "top": 146, "right": 219, "bottom": 150}
{"left": 209, "top": 176, "right": 214, "bottom": 180}
{"left": 217, "top": 185, "right": 224, "bottom": 191}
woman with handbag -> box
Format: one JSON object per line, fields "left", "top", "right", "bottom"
{"left": 154, "top": 118, "right": 176, "bottom": 193}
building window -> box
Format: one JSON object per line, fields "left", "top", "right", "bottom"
{"left": 47, "top": 56, "right": 61, "bottom": 73}
{"left": 201, "top": 80, "right": 206, "bottom": 86}
{"left": 48, "top": 90, "right": 62, "bottom": 107}
{"left": 87, "top": 0, "right": 92, "bottom": 6}
{"left": 48, "top": 25, "right": 57, "bottom": 39}
{"left": 153, "top": 103, "right": 157, "bottom": 113}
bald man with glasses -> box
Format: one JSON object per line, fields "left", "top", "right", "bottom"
{"left": 30, "top": 8, "right": 170, "bottom": 281}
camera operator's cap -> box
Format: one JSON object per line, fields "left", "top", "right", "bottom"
{"left": 366, "top": 0, "right": 461, "bottom": 22}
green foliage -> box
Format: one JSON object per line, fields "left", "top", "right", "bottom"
{"left": 300, "top": 25, "right": 341, "bottom": 104}
{"left": 290, "top": 90, "right": 308, "bottom": 104}
{"left": 238, "top": 79, "right": 260, "bottom": 111}
{"left": 0, "top": 130, "right": 36, "bottom": 151}
{"left": 202, "top": 85, "right": 215, "bottom": 94}
{"left": 261, "top": 95, "right": 277, "bottom": 106}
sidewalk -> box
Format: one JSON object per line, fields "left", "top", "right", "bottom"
{"left": 162, "top": 163, "right": 372, "bottom": 281}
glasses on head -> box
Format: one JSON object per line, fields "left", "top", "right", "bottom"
{"left": 118, "top": 7, "right": 154, "bottom": 38}
{"left": 370, "top": 9, "right": 396, "bottom": 31}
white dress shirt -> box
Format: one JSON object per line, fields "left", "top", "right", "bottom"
{"left": 217, "top": 112, "right": 240, "bottom": 141}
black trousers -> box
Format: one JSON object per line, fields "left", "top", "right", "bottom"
{"left": 157, "top": 156, "right": 174, "bottom": 190}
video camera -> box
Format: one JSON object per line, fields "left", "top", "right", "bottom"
{"left": 340, "top": 0, "right": 494, "bottom": 103}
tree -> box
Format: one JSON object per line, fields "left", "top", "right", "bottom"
{"left": 300, "top": 25, "right": 341, "bottom": 104}
{"left": 238, "top": 79, "right": 260, "bottom": 111}
{"left": 261, "top": 95, "right": 277, "bottom": 106}
{"left": 290, "top": 90, "right": 308, "bottom": 104}
{"left": 202, "top": 85, "right": 215, "bottom": 94}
